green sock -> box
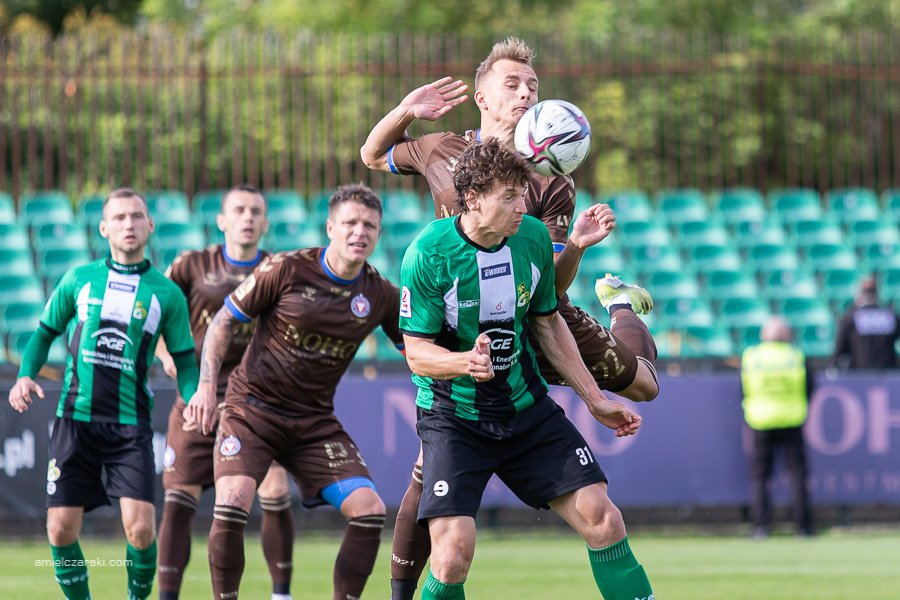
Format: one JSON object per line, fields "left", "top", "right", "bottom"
{"left": 587, "top": 536, "right": 654, "bottom": 600}
{"left": 421, "top": 571, "right": 466, "bottom": 599}
{"left": 50, "top": 541, "right": 91, "bottom": 600}
{"left": 126, "top": 540, "right": 157, "bottom": 600}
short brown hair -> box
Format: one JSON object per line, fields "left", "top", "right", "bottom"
{"left": 103, "top": 188, "right": 148, "bottom": 214}
{"left": 221, "top": 184, "right": 267, "bottom": 213}
{"left": 474, "top": 37, "right": 535, "bottom": 90}
{"left": 453, "top": 138, "right": 530, "bottom": 213}
{"left": 329, "top": 183, "right": 383, "bottom": 217}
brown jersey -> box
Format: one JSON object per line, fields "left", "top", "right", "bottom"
{"left": 223, "top": 247, "right": 403, "bottom": 416}
{"left": 388, "top": 130, "right": 575, "bottom": 250}
{"left": 166, "top": 245, "right": 268, "bottom": 395}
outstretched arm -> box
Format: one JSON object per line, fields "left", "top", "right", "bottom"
{"left": 530, "top": 312, "right": 641, "bottom": 437}
{"left": 360, "top": 76, "right": 468, "bottom": 171}
{"left": 184, "top": 306, "right": 236, "bottom": 435}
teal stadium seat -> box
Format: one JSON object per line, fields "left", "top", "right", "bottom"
{"left": 760, "top": 269, "right": 819, "bottom": 302}
{"left": 264, "top": 190, "right": 307, "bottom": 224}
{"left": 774, "top": 297, "right": 832, "bottom": 328}
{"left": 0, "top": 275, "right": 45, "bottom": 306}
{"left": 689, "top": 243, "right": 742, "bottom": 273}
{"left": 647, "top": 270, "right": 700, "bottom": 304}
{"left": 152, "top": 222, "right": 206, "bottom": 254}
{"left": 658, "top": 297, "right": 715, "bottom": 328}
{"left": 797, "top": 323, "right": 836, "bottom": 358}
{"left": 677, "top": 324, "right": 735, "bottom": 358}
{"left": 792, "top": 218, "right": 843, "bottom": 249}
{"left": 598, "top": 190, "right": 654, "bottom": 225}
{"left": 805, "top": 242, "right": 858, "bottom": 271}
{"left": 76, "top": 194, "right": 105, "bottom": 231}
{"left": 192, "top": 190, "right": 228, "bottom": 227}
{"left": 19, "top": 191, "right": 73, "bottom": 228}
{"left": 675, "top": 220, "right": 730, "bottom": 251}
{"left": 617, "top": 220, "right": 671, "bottom": 250}
{"left": 38, "top": 248, "right": 92, "bottom": 286}
{"left": 574, "top": 189, "right": 595, "bottom": 216}
{"left": 733, "top": 219, "right": 788, "bottom": 254}
{"left": 733, "top": 324, "right": 763, "bottom": 352}
{"left": 146, "top": 190, "right": 192, "bottom": 225}
{"left": 579, "top": 245, "right": 626, "bottom": 278}
{"left": 712, "top": 188, "right": 766, "bottom": 228}
{"left": 718, "top": 297, "right": 770, "bottom": 329}
{"left": 746, "top": 242, "right": 800, "bottom": 275}
{"left": 265, "top": 221, "right": 324, "bottom": 252}
{"left": 8, "top": 332, "right": 67, "bottom": 364}
{"left": 0, "top": 192, "right": 16, "bottom": 223}
{"left": 861, "top": 242, "right": 900, "bottom": 271}
{"left": 850, "top": 219, "right": 900, "bottom": 248}
{"left": 826, "top": 188, "right": 880, "bottom": 225}
{"left": 383, "top": 221, "right": 422, "bottom": 259}
{"left": 819, "top": 267, "right": 864, "bottom": 311}
{"left": 0, "top": 248, "right": 36, "bottom": 277}
{"left": 881, "top": 189, "right": 900, "bottom": 223}
{"left": 308, "top": 190, "right": 332, "bottom": 222}
{"left": 0, "top": 222, "right": 30, "bottom": 251}
{"left": 33, "top": 222, "right": 90, "bottom": 253}
{"left": 1, "top": 301, "right": 44, "bottom": 337}
{"left": 655, "top": 188, "right": 708, "bottom": 227}
{"left": 380, "top": 190, "right": 424, "bottom": 225}
{"left": 768, "top": 188, "right": 823, "bottom": 225}
{"left": 630, "top": 245, "right": 682, "bottom": 276}
{"left": 704, "top": 269, "right": 759, "bottom": 304}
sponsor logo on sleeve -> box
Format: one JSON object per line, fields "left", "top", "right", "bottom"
{"left": 233, "top": 274, "right": 256, "bottom": 301}
{"left": 400, "top": 286, "right": 412, "bottom": 318}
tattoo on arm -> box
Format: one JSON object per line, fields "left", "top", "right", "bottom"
{"left": 199, "top": 307, "right": 236, "bottom": 385}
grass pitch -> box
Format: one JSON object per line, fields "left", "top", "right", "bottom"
{"left": 2, "top": 529, "right": 898, "bottom": 599}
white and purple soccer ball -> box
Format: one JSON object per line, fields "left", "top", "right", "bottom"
{"left": 514, "top": 99, "right": 592, "bottom": 177}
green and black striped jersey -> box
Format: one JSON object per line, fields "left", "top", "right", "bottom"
{"left": 40, "top": 257, "right": 195, "bottom": 425}
{"left": 399, "top": 215, "right": 558, "bottom": 421}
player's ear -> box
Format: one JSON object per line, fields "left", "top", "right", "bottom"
{"left": 98, "top": 220, "right": 109, "bottom": 239}
{"left": 216, "top": 212, "right": 226, "bottom": 233}
{"left": 474, "top": 89, "right": 488, "bottom": 111}
{"left": 325, "top": 217, "right": 334, "bottom": 241}
{"left": 147, "top": 216, "right": 155, "bottom": 234}
{"left": 464, "top": 189, "right": 479, "bottom": 211}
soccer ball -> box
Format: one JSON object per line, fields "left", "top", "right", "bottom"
{"left": 514, "top": 99, "right": 592, "bottom": 177}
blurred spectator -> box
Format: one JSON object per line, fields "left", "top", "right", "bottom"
{"left": 832, "top": 276, "right": 899, "bottom": 370}
{"left": 740, "top": 316, "right": 814, "bottom": 538}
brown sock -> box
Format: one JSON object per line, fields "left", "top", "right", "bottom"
{"left": 157, "top": 489, "right": 198, "bottom": 597}
{"left": 259, "top": 495, "right": 294, "bottom": 595}
{"left": 390, "top": 465, "right": 430, "bottom": 600}
{"left": 333, "top": 514, "right": 385, "bottom": 600}
{"left": 610, "top": 305, "right": 659, "bottom": 367}
{"left": 209, "top": 505, "right": 249, "bottom": 599}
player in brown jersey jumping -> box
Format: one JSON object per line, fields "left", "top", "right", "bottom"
{"left": 154, "top": 185, "right": 297, "bottom": 600}
{"left": 360, "top": 37, "right": 660, "bottom": 600}
{"left": 184, "top": 184, "right": 404, "bottom": 600}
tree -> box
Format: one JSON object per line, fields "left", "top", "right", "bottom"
{"left": 3, "top": 0, "right": 142, "bottom": 36}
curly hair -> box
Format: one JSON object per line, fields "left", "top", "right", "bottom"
{"left": 453, "top": 138, "right": 531, "bottom": 213}
{"left": 329, "top": 183, "right": 383, "bottom": 217}
{"left": 474, "top": 37, "right": 536, "bottom": 90}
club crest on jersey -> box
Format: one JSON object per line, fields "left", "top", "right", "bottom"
{"left": 350, "top": 294, "right": 371, "bottom": 318}
{"left": 481, "top": 262, "right": 510, "bottom": 280}
{"left": 132, "top": 300, "right": 147, "bottom": 320}
{"left": 516, "top": 282, "right": 531, "bottom": 307}
{"left": 220, "top": 435, "right": 241, "bottom": 457}
{"left": 400, "top": 286, "right": 412, "bottom": 318}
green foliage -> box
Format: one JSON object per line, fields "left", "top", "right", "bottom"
{"left": 2, "top": 0, "right": 142, "bottom": 36}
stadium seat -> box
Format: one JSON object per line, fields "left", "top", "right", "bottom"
{"left": 374, "top": 328, "right": 406, "bottom": 362}
{"left": 881, "top": 189, "right": 900, "bottom": 223}
{"left": 19, "top": 191, "right": 73, "bottom": 228}
{"left": 0, "top": 222, "right": 30, "bottom": 251}
{"left": 33, "top": 222, "right": 90, "bottom": 253}
{"left": 579, "top": 244, "right": 626, "bottom": 278}
{"left": 308, "top": 190, "right": 333, "bottom": 221}
{"left": 797, "top": 323, "right": 836, "bottom": 358}
{"left": 819, "top": 267, "right": 864, "bottom": 309}
{"left": 383, "top": 221, "right": 422, "bottom": 258}
{"left": 8, "top": 331, "right": 67, "bottom": 364}
{"left": 746, "top": 242, "right": 800, "bottom": 275}
{"left": 704, "top": 269, "right": 759, "bottom": 304}
{"left": 0, "top": 248, "right": 36, "bottom": 277}
{"left": 630, "top": 245, "right": 683, "bottom": 276}
{"left": 192, "top": 190, "right": 227, "bottom": 226}
{"left": 380, "top": 190, "right": 424, "bottom": 225}
{"left": 712, "top": 188, "right": 766, "bottom": 228}
{"left": 617, "top": 220, "right": 671, "bottom": 250}
{"left": 826, "top": 187, "right": 880, "bottom": 225}
{"left": 366, "top": 250, "right": 399, "bottom": 284}
{"left": 0, "top": 275, "right": 45, "bottom": 306}
{"left": 38, "top": 247, "right": 92, "bottom": 285}
{"left": 647, "top": 270, "right": 700, "bottom": 304}
{"left": 0, "top": 192, "right": 15, "bottom": 223}
{"left": 805, "top": 242, "right": 858, "bottom": 271}
{"left": 718, "top": 298, "right": 770, "bottom": 329}
{"left": 146, "top": 190, "right": 192, "bottom": 225}
{"left": 774, "top": 297, "right": 832, "bottom": 328}
{"left": 675, "top": 324, "right": 735, "bottom": 358}
{"left": 152, "top": 222, "right": 206, "bottom": 253}
{"left": 791, "top": 218, "right": 843, "bottom": 249}
{"left": 264, "top": 189, "right": 307, "bottom": 224}
{"left": 1, "top": 301, "right": 44, "bottom": 337}
{"left": 675, "top": 219, "right": 730, "bottom": 251}
{"left": 760, "top": 269, "right": 819, "bottom": 302}
{"left": 850, "top": 219, "right": 900, "bottom": 248}
{"left": 76, "top": 194, "right": 105, "bottom": 231}
{"left": 657, "top": 297, "right": 715, "bottom": 328}
{"left": 574, "top": 188, "right": 595, "bottom": 215}
{"left": 733, "top": 219, "right": 787, "bottom": 253}
{"left": 768, "top": 188, "right": 823, "bottom": 225}
{"left": 655, "top": 188, "right": 709, "bottom": 227}
{"left": 265, "top": 221, "right": 324, "bottom": 252}
{"left": 689, "top": 243, "right": 742, "bottom": 273}
{"left": 597, "top": 190, "right": 654, "bottom": 224}
{"left": 733, "top": 324, "right": 762, "bottom": 352}
{"left": 861, "top": 242, "right": 900, "bottom": 271}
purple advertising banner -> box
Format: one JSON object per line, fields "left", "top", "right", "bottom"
{"left": 1, "top": 373, "right": 898, "bottom": 518}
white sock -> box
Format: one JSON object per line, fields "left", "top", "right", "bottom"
{"left": 271, "top": 594, "right": 292, "bottom": 600}
{"left": 607, "top": 293, "right": 632, "bottom": 309}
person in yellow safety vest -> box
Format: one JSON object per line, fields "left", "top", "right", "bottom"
{"left": 740, "top": 316, "right": 814, "bottom": 538}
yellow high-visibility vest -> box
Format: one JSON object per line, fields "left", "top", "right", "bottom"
{"left": 741, "top": 341, "right": 808, "bottom": 430}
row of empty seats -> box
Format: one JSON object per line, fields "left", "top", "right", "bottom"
{"left": 1, "top": 186, "right": 899, "bottom": 362}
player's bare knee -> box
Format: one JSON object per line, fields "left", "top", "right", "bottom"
{"left": 46, "top": 517, "right": 79, "bottom": 546}
{"left": 430, "top": 539, "right": 474, "bottom": 583}
{"left": 622, "top": 369, "right": 659, "bottom": 403}
{"left": 257, "top": 469, "right": 290, "bottom": 499}
{"left": 124, "top": 520, "right": 156, "bottom": 549}
{"left": 340, "top": 488, "right": 386, "bottom": 520}
{"left": 579, "top": 500, "right": 626, "bottom": 548}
